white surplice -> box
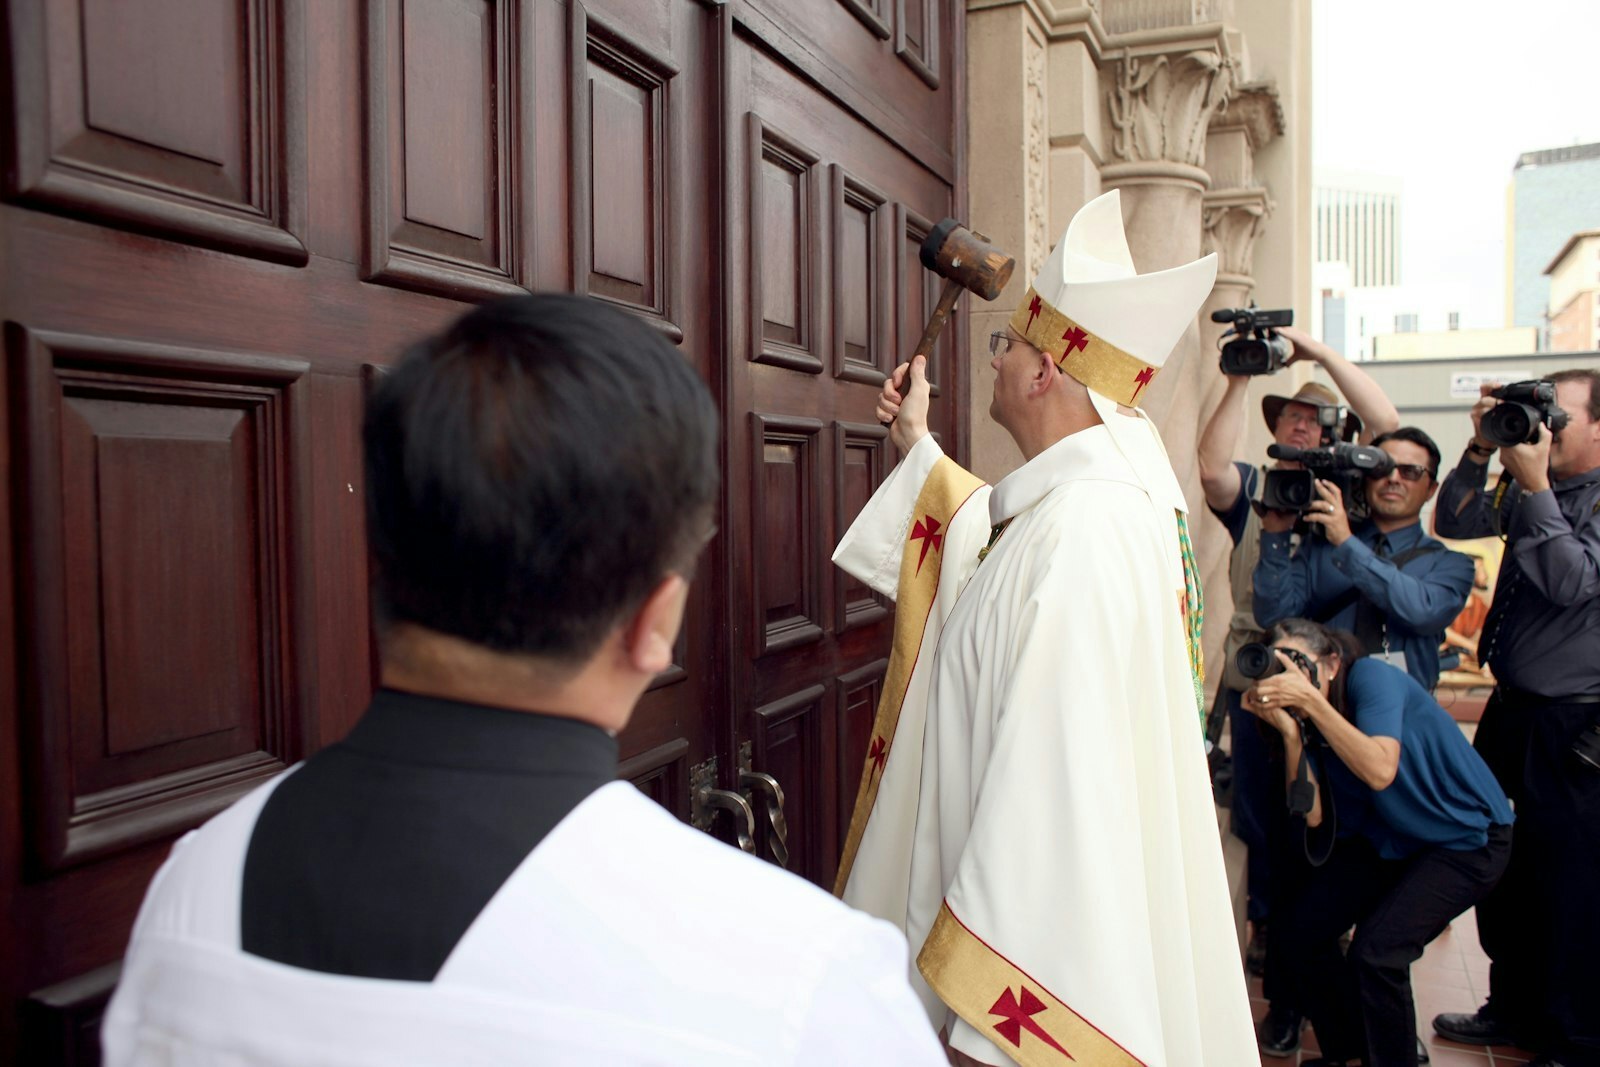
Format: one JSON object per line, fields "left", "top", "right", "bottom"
{"left": 834, "top": 397, "right": 1254, "bottom": 1066}
{"left": 104, "top": 774, "right": 945, "bottom": 1066}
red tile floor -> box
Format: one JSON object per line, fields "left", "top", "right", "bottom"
{"left": 1249, "top": 907, "right": 1542, "bottom": 1066}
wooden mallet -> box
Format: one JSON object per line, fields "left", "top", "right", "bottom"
{"left": 913, "top": 218, "right": 1016, "bottom": 361}
{"left": 882, "top": 219, "right": 1014, "bottom": 424}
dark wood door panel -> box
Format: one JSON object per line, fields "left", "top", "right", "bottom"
{"left": 3, "top": 0, "right": 309, "bottom": 264}
{"left": 733, "top": 0, "right": 954, "bottom": 183}
{"left": 9, "top": 326, "right": 311, "bottom": 874}
{"left": 752, "top": 683, "right": 830, "bottom": 884}
{"left": 363, "top": 0, "right": 532, "bottom": 298}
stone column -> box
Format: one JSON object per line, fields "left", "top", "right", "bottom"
{"left": 964, "top": 2, "right": 1053, "bottom": 483}
{"left": 1099, "top": 25, "right": 1236, "bottom": 462}
{"left": 1194, "top": 81, "right": 1280, "bottom": 701}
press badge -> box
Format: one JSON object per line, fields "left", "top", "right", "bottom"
{"left": 1372, "top": 650, "right": 1408, "bottom": 674}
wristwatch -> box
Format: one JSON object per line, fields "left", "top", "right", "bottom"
{"left": 1466, "top": 441, "right": 1495, "bottom": 458}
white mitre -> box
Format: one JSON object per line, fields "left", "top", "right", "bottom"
{"left": 1008, "top": 189, "right": 1217, "bottom": 408}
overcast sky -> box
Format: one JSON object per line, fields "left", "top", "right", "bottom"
{"left": 1312, "top": 0, "right": 1600, "bottom": 327}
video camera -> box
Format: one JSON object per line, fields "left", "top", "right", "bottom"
{"left": 1211, "top": 307, "right": 1294, "bottom": 376}
{"left": 1260, "top": 442, "right": 1395, "bottom": 516}
{"left": 1480, "top": 379, "right": 1570, "bottom": 448}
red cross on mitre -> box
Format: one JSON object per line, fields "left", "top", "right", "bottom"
{"left": 1061, "top": 326, "right": 1089, "bottom": 354}
{"left": 990, "top": 986, "right": 1073, "bottom": 1058}
{"left": 868, "top": 735, "right": 887, "bottom": 778}
{"left": 1026, "top": 294, "right": 1043, "bottom": 331}
{"left": 1130, "top": 365, "right": 1156, "bottom": 403}
{"left": 910, "top": 515, "right": 944, "bottom": 574}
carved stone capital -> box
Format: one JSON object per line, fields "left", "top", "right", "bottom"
{"left": 1107, "top": 40, "right": 1235, "bottom": 169}
{"left": 1201, "top": 186, "right": 1273, "bottom": 287}
{"left": 1210, "top": 79, "right": 1283, "bottom": 150}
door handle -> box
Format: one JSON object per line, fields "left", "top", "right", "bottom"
{"left": 739, "top": 769, "right": 790, "bottom": 869}
{"left": 700, "top": 787, "right": 757, "bottom": 855}
{"left": 689, "top": 758, "right": 757, "bottom": 854}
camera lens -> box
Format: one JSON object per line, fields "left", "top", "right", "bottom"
{"left": 1235, "top": 642, "right": 1282, "bottom": 680}
{"left": 1482, "top": 403, "right": 1535, "bottom": 448}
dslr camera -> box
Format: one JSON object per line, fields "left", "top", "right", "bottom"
{"left": 1480, "top": 379, "right": 1569, "bottom": 448}
{"left": 1261, "top": 442, "right": 1395, "bottom": 517}
{"left": 1212, "top": 307, "right": 1294, "bottom": 376}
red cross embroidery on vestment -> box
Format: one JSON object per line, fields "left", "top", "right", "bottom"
{"left": 868, "top": 736, "right": 887, "bottom": 778}
{"left": 1061, "top": 326, "right": 1089, "bottom": 354}
{"left": 1131, "top": 365, "right": 1156, "bottom": 403}
{"left": 990, "top": 986, "right": 1073, "bottom": 1057}
{"left": 910, "top": 515, "right": 944, "bottom": 574}
{"left": 1026, "top": 295, "right": 1043, "bottom": 331}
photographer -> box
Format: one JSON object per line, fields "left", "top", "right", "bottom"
{"left": 1242, "top": 619, "right": 1512, "bottom": 1067}
{"left": 1253, "top": 427, "right": 1474, "bottom": 694}
{"left": 1199, "top": 325, "right": 1399, "bottom": 1056}
{"left": 1430, "top": 369, "right": 1600, "bottom": 1067}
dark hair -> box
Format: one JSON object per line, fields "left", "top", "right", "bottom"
{"left": 364, "top": 293, "right": 719, "bottom": 662}
{"left": 1372, "top": 426, "right": 1442, "bottom": 480}
{"left": 1265, "top": 617, "right": 1364, "bottom": 720}
{"left": 1549, "top": 368, "right": 1600, "bottom": 422}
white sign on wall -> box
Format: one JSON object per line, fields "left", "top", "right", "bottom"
{"left": 1449, "top": 371, "right": 1520, "bottom": 400}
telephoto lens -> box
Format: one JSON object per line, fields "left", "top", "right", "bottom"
{"left": 1234, "top": 642, "right": 1284, "bottom": 681}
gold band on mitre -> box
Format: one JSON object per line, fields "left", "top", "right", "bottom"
{"left": 1008, "top": 287, "right": 1161, "bottom": 408}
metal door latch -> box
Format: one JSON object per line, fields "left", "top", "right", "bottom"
{"left": 690, "top": 757, "right": 755, "bottom": 854}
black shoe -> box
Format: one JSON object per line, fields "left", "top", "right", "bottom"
{"left": 1521, "top": 1058, "right": 1570, "bottom": 1067}
{"left": 1258, "top": 1006, "right": 1304, "bottom": 1058}
{"left": 1246, "top": 923, "right": 1267, "bottom": 978}
{"left": 1432, "top": 1006, "right": 1520, "bottom": 1046}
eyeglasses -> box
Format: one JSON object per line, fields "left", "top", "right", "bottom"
{"left": 1367, "top": 464, "right": 1434, "bottom": 483}
{"left": 988, "top": 332, "right": 1014, "bottom": 357}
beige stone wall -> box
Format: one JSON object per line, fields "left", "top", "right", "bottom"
{"left": 964, "top": 0, "right": 1313, "bottom": 683}
{"left": 1550, "top": 290, "right": 1598, "bottom": 353}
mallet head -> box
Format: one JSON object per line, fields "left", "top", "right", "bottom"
{"left": 919, "top": 219, "right": 1016, "bottom": 302}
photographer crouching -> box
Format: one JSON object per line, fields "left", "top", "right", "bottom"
{"left": 1431, "top": 369, "right": 1600, "bottom": 1067}
{"left": 1242, "top": 619, "right": 1513, "bottom": 1067}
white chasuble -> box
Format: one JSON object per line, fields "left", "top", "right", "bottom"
{"left": 834, "top": 415, "right": 1254, "bottom": 1067}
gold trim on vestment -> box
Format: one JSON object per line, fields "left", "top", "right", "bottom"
{"left": 832, "top": 458, "right": 985, "bottom": 896}
{"left": 918, "top": 902, "right": 1147, "bottom": 1067}
{"left": 1008, "top": 287, "right": 1160, "bottom": 408}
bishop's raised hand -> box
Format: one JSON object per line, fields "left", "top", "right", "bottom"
{"left": 878, "top": 355, "right": 931, "bottom": 454}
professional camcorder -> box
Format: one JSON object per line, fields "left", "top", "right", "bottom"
{"left": 1480, "top": 379, "right": 1570, "bottom": 448}
{"left": 1211, "top": 307, "right": 1294, "bottom": 376}
{"left": 1260, "top": 442, "right": 1395, "bottom": 516}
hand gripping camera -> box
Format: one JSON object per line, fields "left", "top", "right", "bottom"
{"left": 1211, "top": 307, "right": 1294, "bottom": 376}
{"left": 1480, "top": 379, "right": 1570, "bottom": 448}
{"left": 1261, "top": 442, "right": 1395, "bottom": 516}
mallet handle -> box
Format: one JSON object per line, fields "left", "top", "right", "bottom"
{"left": 913, "top": 277, "right": 964, "bottom": 361}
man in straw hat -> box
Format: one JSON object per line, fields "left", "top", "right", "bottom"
{"left": 1197, "top": 331, "right": 1397, "bottom": 1057}
{"left": 831, "top": 190, "right": 1255, "bottom": 1065}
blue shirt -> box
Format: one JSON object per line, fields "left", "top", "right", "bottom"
{"left": 1322, "top": 659, "right": 1513, "bottom": 860}
{"left": 1254, "top": 519, "right": 1474, "bottom": 691}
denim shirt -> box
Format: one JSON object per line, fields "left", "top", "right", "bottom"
{"left": 1253, "top": 520, "right": 1475, "bottom": 691}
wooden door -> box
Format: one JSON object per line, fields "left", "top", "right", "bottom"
{"left": 0, "top": 0, "right": 962, "bottom": 1059}
{"left": 719, "top": 0, "right": 966, "bottom": 886}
